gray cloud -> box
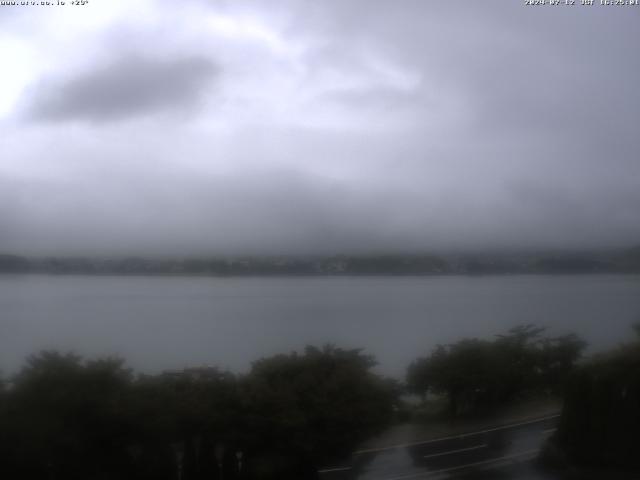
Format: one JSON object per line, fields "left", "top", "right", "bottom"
{"left": 26, "top": 55, "right": 217, "bottom": 123}
{"left": 1, "top": 1, "right": 639, "bottom": 255}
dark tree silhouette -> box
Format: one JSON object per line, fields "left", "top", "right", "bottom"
{"left": 407, "top": 325, "right": 586, "bottom": 416}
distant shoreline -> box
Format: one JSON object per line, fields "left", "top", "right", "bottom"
{"left": 2, "top": 248, "right": 639, "bottom": 276}
{"left": 2, "top": 271, "right": 640, "bottom": 278}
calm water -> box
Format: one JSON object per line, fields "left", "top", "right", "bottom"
{"left": 1, "top": 274, "right": 639, "bottom": 377}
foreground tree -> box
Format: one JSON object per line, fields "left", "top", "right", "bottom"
{"left": 549, "top": 325, "right": 640, "bottom": 472}
{"left": 0, "top": 346, "right": 396, "bottom": 479}
{"left": 408, "top": 325, "right": 586, "bottom": 416}
{"left": 2, "top": 352, "right": 134, "bottom": 480}
{"left": 241, "top": 345, "right": 396, "bottom": 478}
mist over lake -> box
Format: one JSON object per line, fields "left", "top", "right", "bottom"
{"left": 2, "top": 274, "right": 639, "bottom": 377}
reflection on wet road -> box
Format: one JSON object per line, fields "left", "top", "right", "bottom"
{"left": 320, "top": 415, "right": 560, "bottom": 480}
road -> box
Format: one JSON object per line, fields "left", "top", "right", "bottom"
{"left": 319, "top": 414, "right": 560, "bottom": 480}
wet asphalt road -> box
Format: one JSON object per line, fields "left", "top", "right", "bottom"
{"left": 319, "top": 415, "right": 561, "bottom": 480}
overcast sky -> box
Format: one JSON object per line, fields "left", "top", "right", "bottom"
{"left": 1, "top": 0, "right": 639, "bottom": 255}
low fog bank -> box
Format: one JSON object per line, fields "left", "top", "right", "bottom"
{"left": 2, "top": 164, "right": 640, "bottom": 258}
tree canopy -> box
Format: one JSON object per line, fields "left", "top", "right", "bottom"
{"left": 0, "top": 346, "right": 395, "bottom": 480}
{"left": 407, "top": 325, "right": 586, "bottom": 416}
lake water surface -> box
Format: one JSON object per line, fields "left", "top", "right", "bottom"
{"left": 1, "top": 274, "right": 639, "bottom": 377}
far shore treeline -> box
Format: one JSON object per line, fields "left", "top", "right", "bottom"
{"left": 1, "top": 246, "right": 640, "bottom": 276}
{"left": 0, "top": 325, "right": 604, "bottom": 479}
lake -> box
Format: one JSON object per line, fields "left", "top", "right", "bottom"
{"left": 1, "top": 274, "right": 639, "bottom": 377}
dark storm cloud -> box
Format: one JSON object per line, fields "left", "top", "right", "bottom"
{"left": 27, "top": 55, "right": 217, "bottom": 123}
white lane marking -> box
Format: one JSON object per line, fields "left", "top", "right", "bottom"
{"left": 423, "top": 443, "right": 487, "bottom": 459}
{"left": 385, "top": 449, "right": 539, "bottom": 480}
{"left": 543, "top": 428, "right": 557, "bottom": 434}
{"left": 318, "top": 466, "right": 352, "bottom": 474}
{"left": 353, "top": 413, "right": 560, "bottom": 455}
